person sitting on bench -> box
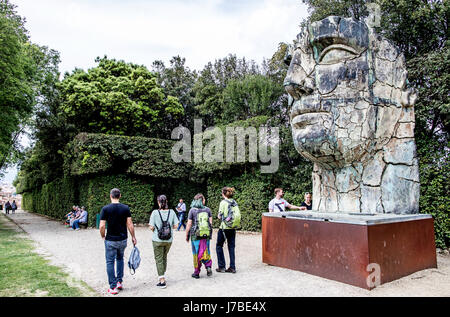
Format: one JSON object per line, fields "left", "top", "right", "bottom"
{"left": 72, "top": 207, "right": 88, "bottom": 230}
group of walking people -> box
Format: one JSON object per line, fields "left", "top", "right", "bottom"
{"left": 3, "top": 200, "right": 17, "bottom": 214}
{"left": 99, "top": 186, "right": 239, "bottom": 294}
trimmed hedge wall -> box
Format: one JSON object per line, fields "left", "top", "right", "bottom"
{"left": 419, "top": 159, "right": 450, "bottom": 249}
{"left": 170, "top": 180, "right": 206, "bottom": 210}
{"left": 64, "top": 133, "right": 190, "bottom": 180}
{"left": 77, "top": 174, "right": 154, "bottom": 226}
{"left": 21, "top": 177, "right": 76, "bottom": 220}
{"left": 22, "top": 175, "right": 154, "bottom": 227}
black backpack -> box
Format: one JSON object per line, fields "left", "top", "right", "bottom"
{"left": 155, "top": 210, "right": 172, "bottom": 240}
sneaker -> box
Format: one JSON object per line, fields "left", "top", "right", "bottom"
{"left": 156, "top": 282, "right": 167, "bottom": 289}
{"left": 216, "top": 268, "right": 226, "bottom": 273}
{"left": 191, "top": 273, "right": 200, "bottom": 279}
{"left": 206, "top": 267, "right": 212, "bottom": 277}
{"left": 117, "top": 281, "right": 123, "bottom": 290}
{"left": 107, "top": 288, "right": 119, "bottom": 295}
{"left": 225, "top": 267, "right": 236, "bottom": 273}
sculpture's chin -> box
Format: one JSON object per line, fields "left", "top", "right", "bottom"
{"left": 292, "top": 125, "right": 338, "bottom": 163}
{"left": 293, "top": 127, "right": 375, "bottom": 168}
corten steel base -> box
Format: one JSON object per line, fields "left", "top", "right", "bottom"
{"left": 262, "top": 212, "right": 437, "bottom": 290}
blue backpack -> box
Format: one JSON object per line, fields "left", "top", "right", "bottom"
{"left": 128, "top": 246, "right": 141, "bottom": 275}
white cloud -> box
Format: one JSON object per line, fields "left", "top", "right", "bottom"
{"left": 14, "top": 0, "right": 309, "bottom": 72}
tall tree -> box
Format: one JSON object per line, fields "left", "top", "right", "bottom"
{"left": 58, "top": 57, "right": 184, "bottom": 139}
{"left": 193, "top": 54, "right": 261, "bottom": 126}
{"left": 152, "top": 56, "right": 198, "bottom": 130}
{"left": 0, "top": 0, "right": 61, "bottom": 176}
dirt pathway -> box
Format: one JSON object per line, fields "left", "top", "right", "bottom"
{"left": 4, "top": 210, "right": 450, "bottom": 297}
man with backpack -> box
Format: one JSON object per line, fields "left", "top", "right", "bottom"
{"left": 99, "top": 188, "right": 137, "bottom": 295}
{"left": 216, "top": 187, "right": 241, "bottom": 274}
{"left": 149, "top": 194, "right": 179, "bottom": 289}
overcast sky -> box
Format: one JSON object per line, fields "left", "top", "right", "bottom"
{"left": 2, "top": 0, "right": 309, "bottom": 184}
{"left": 15, "top": 0, "right": 309, "bottom": 73}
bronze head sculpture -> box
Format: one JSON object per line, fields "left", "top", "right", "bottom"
{"left": 284, "top": 16, "right": 419, "bottom": 214}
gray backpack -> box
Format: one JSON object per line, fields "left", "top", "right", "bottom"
{"left": 128, "top": 246, "right": 141, "bottom": 275}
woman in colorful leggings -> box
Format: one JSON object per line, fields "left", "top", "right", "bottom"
{"left": 185, "top": 193, "right": 213, "bottom": 279}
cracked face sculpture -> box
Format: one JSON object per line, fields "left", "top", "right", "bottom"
{"left": 284, "top": 16, "right": 419, "bottom": 214}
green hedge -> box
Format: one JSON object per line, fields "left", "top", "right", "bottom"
{"left": 22, "top": 175, "right": 153, "bottom": 227}
{"left": 21, "top": 192, "right": 33, "bottom": 212}
{"left": 170, "top": 180, "right": 207, "bottom": 210}
{"left": 419, "top": 159, "right": 450, "bottom": 249}
{"left": 77, "top": 174, "right": 154, "bottom": 226}
{"left": 21, "top": 177, "right": 76, "bottom": 221}
{"left": 64, "top": 133, "right": 190, "bottom": 179}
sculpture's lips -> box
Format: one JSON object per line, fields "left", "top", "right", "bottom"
{"left": 291, "top": 113, "right": 328, "bottom": 130}
{"left": 290, "top": 97, "right": 324, "bottom": 118}
{"left": 290, "top": 96, "right": 332, "bottom": 130}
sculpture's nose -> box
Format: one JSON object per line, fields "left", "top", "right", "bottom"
{"left": 284, "top": 50, "right": 314, "bottom": 100}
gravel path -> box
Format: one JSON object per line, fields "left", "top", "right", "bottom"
{"left": 4, "top": 210, "right": 450, "bottom": 297}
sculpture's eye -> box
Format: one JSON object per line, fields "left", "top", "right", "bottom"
{"left": 319, "top": 44, "right": 358, "bottom": 64}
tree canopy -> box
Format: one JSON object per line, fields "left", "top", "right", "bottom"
{"left": 0, "top": 0, "right": 58, "bottom": 174}
{"left": 58, "top": 57, "right": 184, "bottom": 139}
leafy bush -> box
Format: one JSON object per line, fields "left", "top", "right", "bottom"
{"left": 64, "top": 133, "right": 190, "bottom": 180}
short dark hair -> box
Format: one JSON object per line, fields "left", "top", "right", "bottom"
{"left": 110, "top": 188, "right": 121, "bottom": 199}
{"left": 222, "top": 187, "right": 235, "bottom": 198}
{"left": 274, "top": 188, "right": 283, "bottom": 195}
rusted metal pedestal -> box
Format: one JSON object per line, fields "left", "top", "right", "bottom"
{"left": 262, "top": 212, "right": 437, "bottom": 290}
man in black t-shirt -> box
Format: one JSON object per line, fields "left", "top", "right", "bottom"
{"left": 300, "top": 192, "right": 313, "bottom": 211}
{"left": 99, "top": 188, "right": 137, "bottom": 295}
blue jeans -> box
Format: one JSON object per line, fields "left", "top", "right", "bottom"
{"left": 72, "top": 219, "right": 82, "bottom": 229}
{"left": 104, "top": 239, "right": 127, "bottom": 289}
{"left": 216, "top": 229, "right": 236, "bottom": 270}
{"left": 177, "top": 212, "right": 186, "bottom": 231}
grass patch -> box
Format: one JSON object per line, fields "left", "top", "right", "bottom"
{"left": 0, "top": 215, "right": 98, "bottom": 297}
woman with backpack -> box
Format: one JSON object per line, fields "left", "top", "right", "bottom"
{"left": 149, "top": 194, "right": 179, "bottom": 289}
{"left": 216, "top": 187, "right": 240, "bottom": 274}
{"left": 185, "top": 193, "right": 213, "bottom": 279}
